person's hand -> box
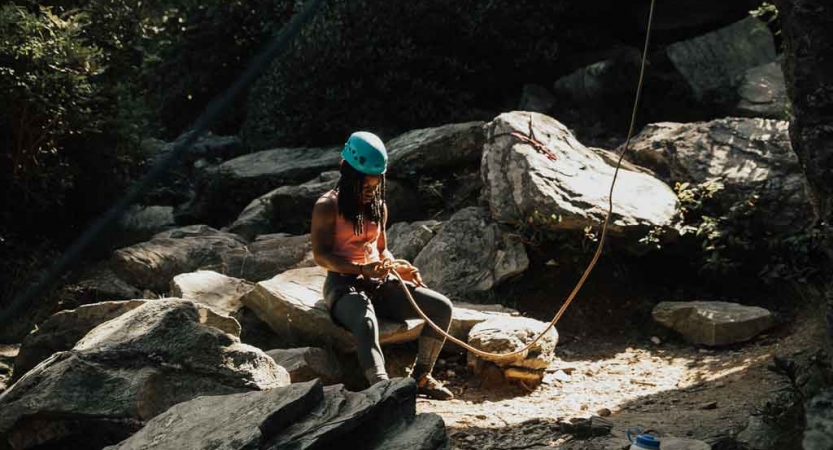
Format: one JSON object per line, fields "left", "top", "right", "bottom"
{"left": 394, "top": 261, "right": 426, "bottom": 288}
{"left": 359, "top": 261, "right": 390, "bottom": 279}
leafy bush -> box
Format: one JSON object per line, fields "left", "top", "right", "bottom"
{"left": 242, "top": 0, "right": 622, "bottom": 149}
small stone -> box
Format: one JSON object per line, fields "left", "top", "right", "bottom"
{"left": 651, "top": 336, "right": 662, "bottom": 345}
{"left": 466, "top": 435, "right": 477, "bottom": 442}
{"left": 700, "top": 401, "right": 718, "bottom": 410}
{"left": 597, "top": 408, "right": 612, "bottom": 417}
{"left": 715, "top": 381, "right": 726, "bottom": 388}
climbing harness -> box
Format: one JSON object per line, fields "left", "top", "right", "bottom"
{"left": 383, "top": 0, "right": 659, "bottom": 361}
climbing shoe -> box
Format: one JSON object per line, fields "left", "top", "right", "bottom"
{"left": 416, "top": 374, "right": 454, "bottom": 400}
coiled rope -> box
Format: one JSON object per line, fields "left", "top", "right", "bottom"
{"left": 382, "top": 0, "right": 658, "bottom": 361}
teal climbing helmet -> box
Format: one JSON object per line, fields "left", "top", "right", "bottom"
{"left": 341, "top": 131, "right": 388, "bottom": 175}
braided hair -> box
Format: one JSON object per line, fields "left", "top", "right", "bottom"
{"left": 336, "top": 161, "right": 386, "bottom": 235}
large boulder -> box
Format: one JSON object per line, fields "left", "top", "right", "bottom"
{"left": 241, "top": 267, "right": 424, "bottom": 351}
{"left": 552, "top": 47, "right": 641, "bottom": 103}
{"left": 227, "top": 171, "right": 339, "bottom": 240}
{"left": 385, "top": 122, "right": 485, "bottom": 176}
{"left": 735, "top": 61, "right": 789, "bottom": 119}
{"left": 179, "top": 146, "right": 341, "bottom": 226}
{"left": 111, "top": 225, "right": 248, "bottom": 292}
{"left": 666, "top": 17, "right": 776, "bottom": 102}
{"left": 105, "top": 378, "right": 446, "bottom": 450}
{"left": 628, "top": 118, "right": 813, "bottom": 232}
{"left": 117, "top": 205, "right": 176, "bottom": 245}
{"left": 652, "top": 301, "right": 775, "bottom": 346}
{"left": 220, "top": 233, "right": 316, "bottom": 282}
{"left": 0, "top": 300, "right": 287, "bottom": 450}
{"left": 805, "top": 389, "right": 833, "bottom": 450}
{"left": 414, "top": 207, "right": 528, "bottom": 296}
{"left": 12, "top": 300, "right": 147, "bottom": 383}
{"left": 466, "top": 316, "right": 559, "bottom": 387}
{"left": 170, "top": 270, "right": 254, "bottom": 316}
{"left": 774, "top": 0, "right": 833, "bottom": 249}
{"left": 482, "top": 112, "right": 678, "bottom": 234}
{"left": 386, "top": 220, "right": 442, "bottom": 263}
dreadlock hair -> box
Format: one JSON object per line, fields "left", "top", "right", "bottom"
{"left": 336, "top": 161, "right": 386, "bottom": 235}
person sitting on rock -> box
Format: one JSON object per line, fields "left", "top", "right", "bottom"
{"left": 310, "top": 131, "right": 454, "bottom": 400}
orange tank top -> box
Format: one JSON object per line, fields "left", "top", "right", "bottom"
{"left": 324, "top": 190, "right": 381, "bottom": 265}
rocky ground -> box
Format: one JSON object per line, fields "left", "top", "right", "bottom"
{"left": 417, "top": 289, "right": 824, "bottom": 450}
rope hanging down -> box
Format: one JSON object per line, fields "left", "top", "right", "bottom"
{"left": 386, "top": 0, "right": 659, "bottom": 361}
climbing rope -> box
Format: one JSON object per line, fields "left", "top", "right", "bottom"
{"left": 383, "top": 0, "right": 658, "bottom": 361}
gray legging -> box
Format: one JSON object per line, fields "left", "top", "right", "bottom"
{"left": 324, "top": 272, "right": 453, "bottom": 376}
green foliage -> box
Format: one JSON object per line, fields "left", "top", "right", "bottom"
{"left": 0, "top": 5, "right": 103, "bottom": 220}
{"left": 640, "top": 178, "right": 826, "bottom": 283}
{"left": 242, "top": 0, "right": 615, "bottom": 149}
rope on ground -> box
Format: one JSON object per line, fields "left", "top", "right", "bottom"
{"left": 386, "top": 0, "right": 658, "bottom": 361}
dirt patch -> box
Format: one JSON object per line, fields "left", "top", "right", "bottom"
{"left": 418, "top": 285, "right": 825, "bottom": 450}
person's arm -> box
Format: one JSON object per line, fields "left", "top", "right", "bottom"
{"left": 378, "top": 203, "right": 395, "bottom": 262}
{"left": 311, "top": 196, "right": 364, "bottom": 275}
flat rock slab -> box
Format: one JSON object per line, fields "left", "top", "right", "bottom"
{"left": 221, "top": 233, "right": 316, "bottom": 283}
{"left": 0, "top": 300, "right": 287, "bottom": 450}
{"left": 171, "top": 270, "right": 254, "bottom": 316}
{"left": 241, "top": 267, "right": 424, "bottom": 351}
{"left": 482, "top": 112, "right": 678, "bottom": 233}
{"left": 667, "top": 17, "right": 776, "bottom": 101}
{"left": 104, "top": 380, "right": 324, "bottom": 450}
{"left": 652, "top": 301, "right": 774, "bottom": 346}
{"left": 111, "top": 225, "right": 248, "bottom": 292}
{"left": 386, "top": 121, "right": 485, "bottom": 176}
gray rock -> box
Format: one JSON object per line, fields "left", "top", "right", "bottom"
{"left": 386, "top": 122, "right": 485, "bottom": 176}
{"left": 667, "top": 17, "right": 776, "bottom": 101}
{"left": 775, "top": 0, "right": 833, "bottom": 261}
{"left": 117, "top": 205, "right": 176, "bottom": 243}
{"left": 737, "top": 415, "right": 783, "bottom": 450}
{"left": 170, "top": 270, "right": 254, "bottom": 316}
{"left": 0, "top": 300, "right": 287, "bottom": 450}
{"left": 184, "top": 146, "right": 342, "bottom": 226}
{"left": 466, "top": 316, "right": 558, "bottom": 386}
{"left": 104, "top": 380, "right": 323, "bottom": 450}
{"left": 447, "top": 302, "right": 520, "bottom": 352}
{"left": 69, "top": 265, "right": 144, "bottom": 304}
{"left": 805, "top": 389, "right": 833, "bottom": 450}
{"left": 220, "top": 233, "right": 315, "bottom": 282}
{"left": 266, "top": 171, "right": 339, "bottom": 236}
{"left": 553, "top": 48, "right": 641, "bottom": 103}
{"left": 111, "top": 225, "right": 248, "bottom": 292}
{"left": 414, "top": 207, "right": 528, "bottom": 296}
{"left": 736, "top": 61, "right": 789, "bottom": 119}
{"left": 227, "top": 171, "right": 338, "bottom": 240}
{"left": 213, "top": 146, "right": 341, "bottom": 188}
{"left": 241, "top": 267, "right": 424, "bottom": 351}
{"left": 386, "top": 220, "right": 442, "bottom": 262}
{"left": 652, "top": 301, "right": 774, "bottom": 346}
{"left": 482, "top": 112, "right": 678, "bottom": 234}
{"left": 365, "top": 412, "right": 448, "bottom": 450}
{"left": 519, "top": 84, "right": 556, "bottom": 113}
{"left": 628, "top": 118, "right": 812, "bottom": 232}
{"left": 12, "top": 300, "right": 147, "bottom": 383}
{"left": 262, "top": 378, "right": 422, "bottom": 449}
{"left": 265, "top": 347, "right": 343, "bottom": 385}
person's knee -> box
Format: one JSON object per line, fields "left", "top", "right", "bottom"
{"left": 418, "top": 289, "right": 453, "bottom": 322}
